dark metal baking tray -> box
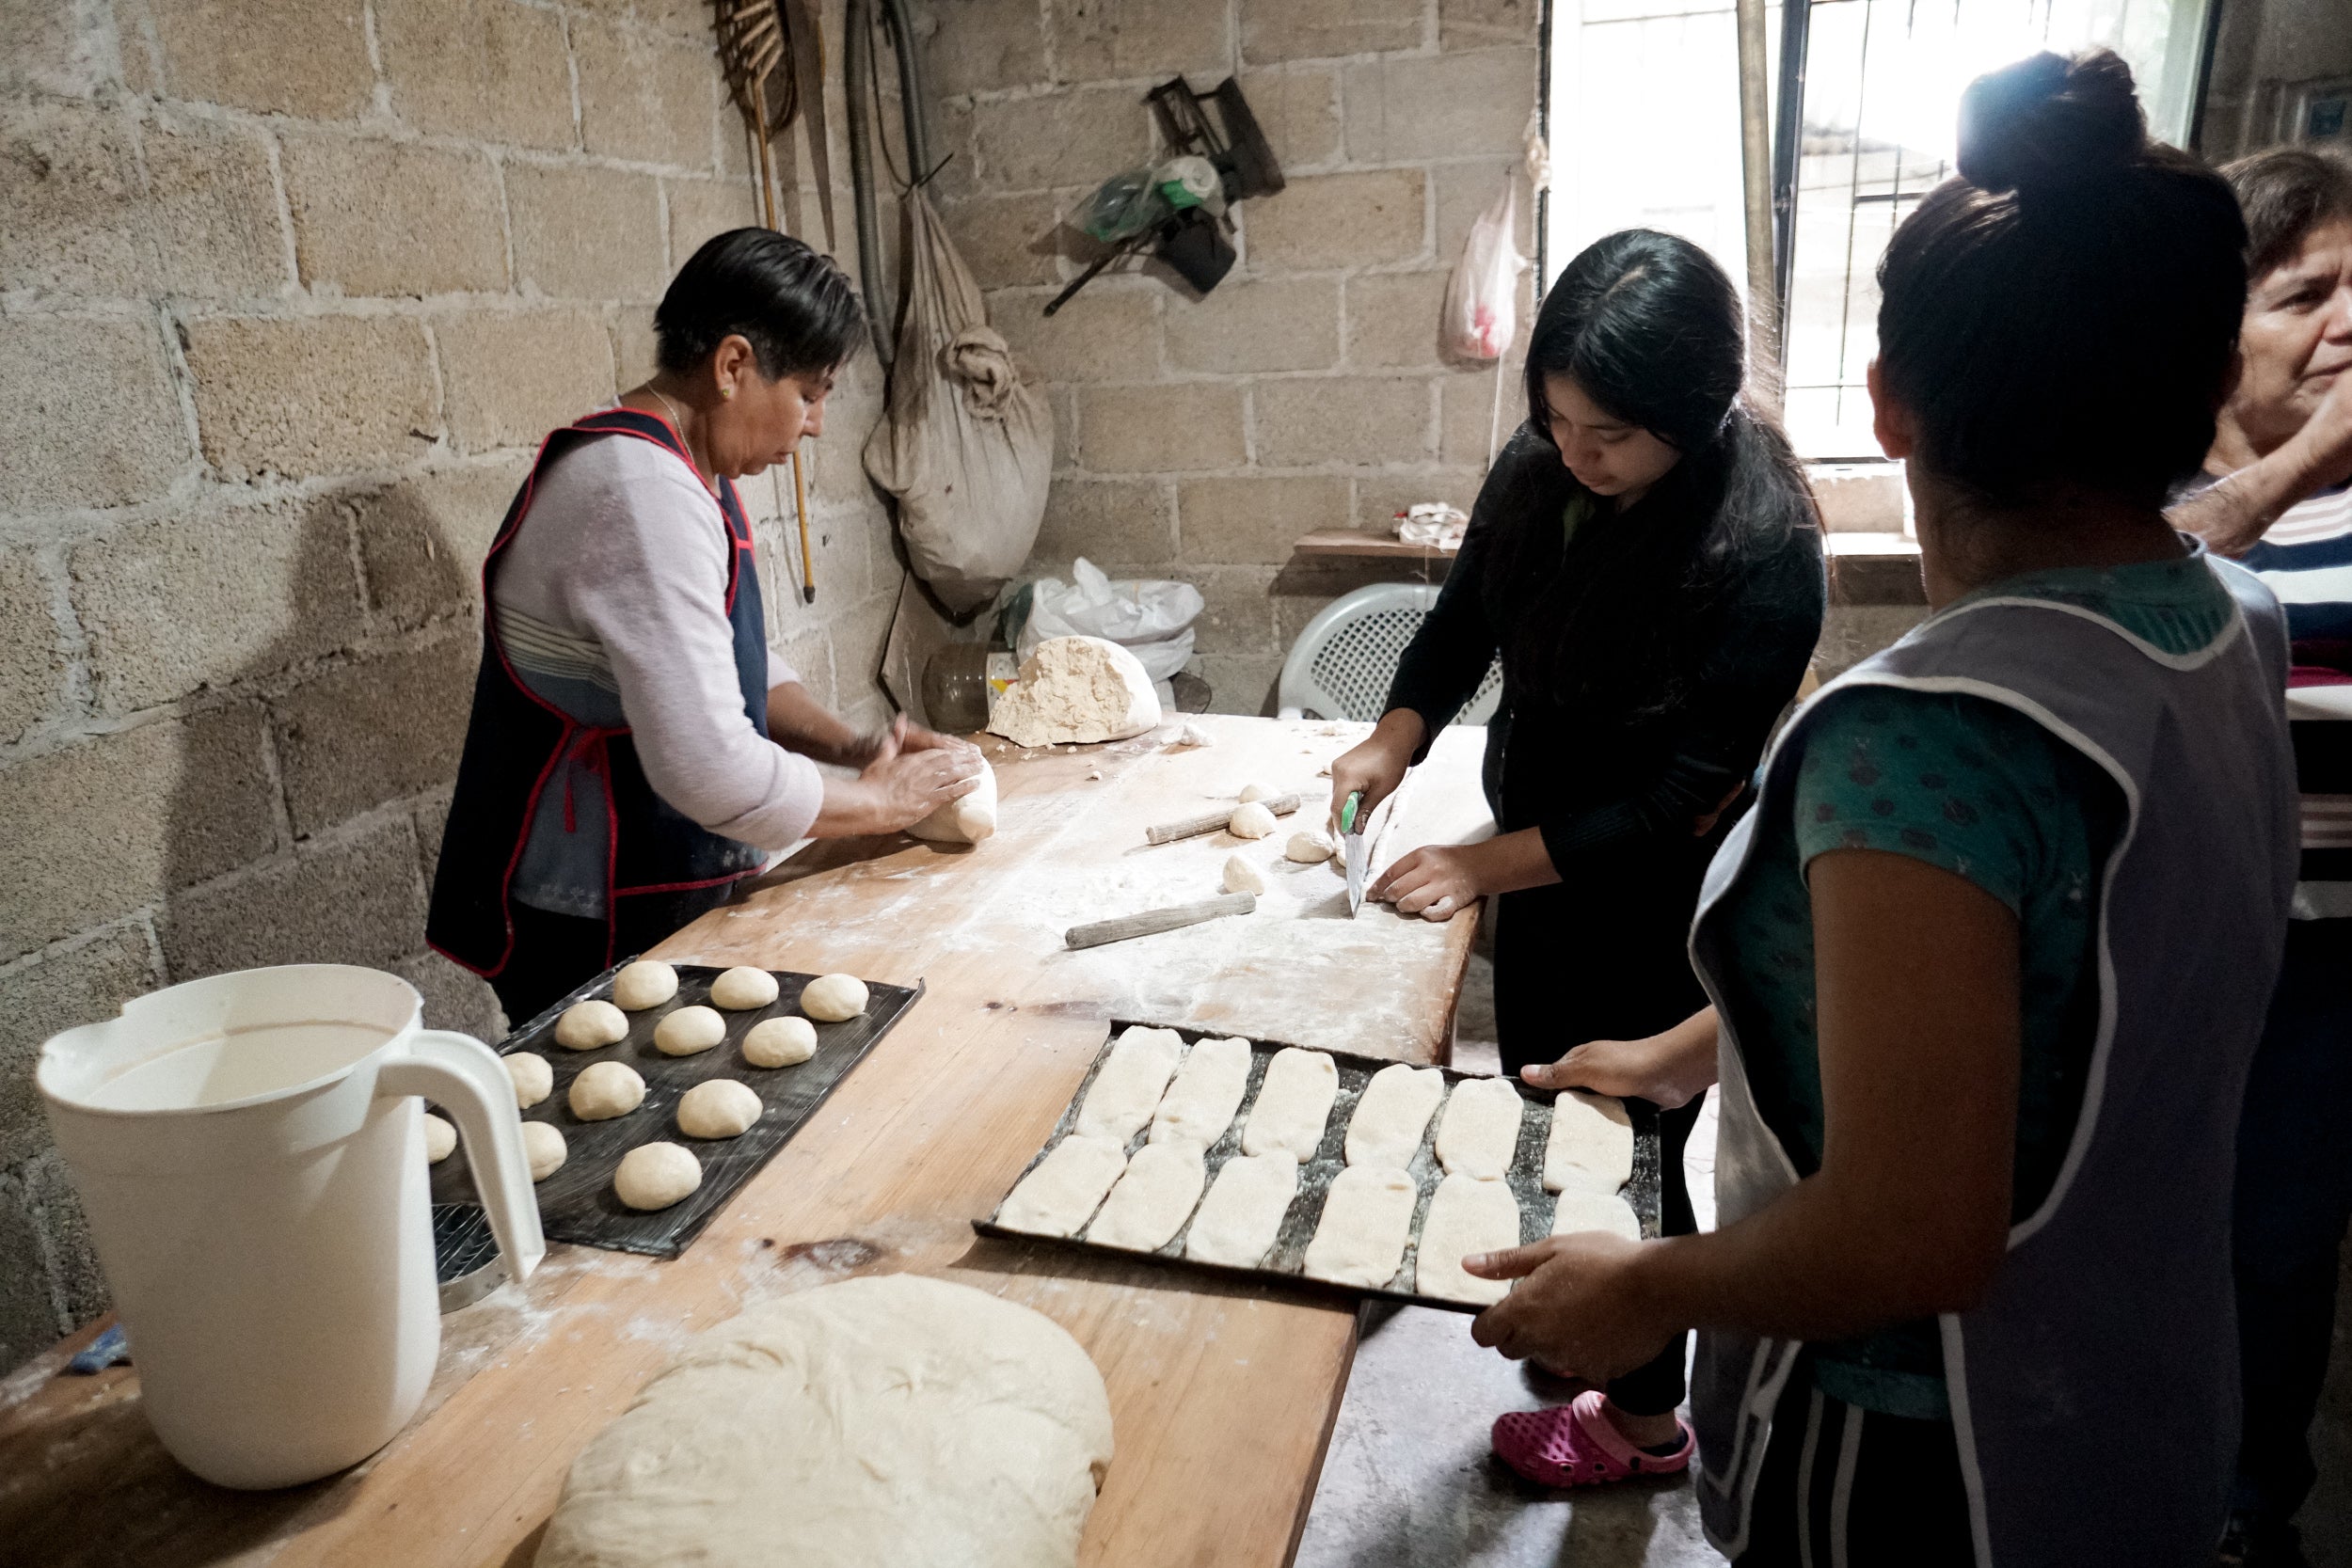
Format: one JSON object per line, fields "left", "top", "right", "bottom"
{"left": 430, "top": 958, "right": 920, "bottom": 1261}
{"left": 973, "top": 1019, "right": 1661, "bottom": 1315}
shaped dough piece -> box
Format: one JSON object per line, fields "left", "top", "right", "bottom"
{"left": 1345, "top": 1063, "right": 1446, "bottom": 1167}
{"left": 504, "top": 1052, "right": 553, "bottom": 1108}
{"left": 554, "top": 1000, "right": 628, "bottom": 1051}
{"left": 1549, "top": 1187, "right": 1643, "bottom": 1242}
{"left": 996, "top": 1133, "right": 1128, "bottom": 1238}
{"left": 801, "top": 974, "right": 869, "bottom": 1022}
{"left": 1285, "top": 830, "right": 1334, "bottom": 863}
{"left": 1543, "top": 1089, "right": 1635, "bottom": 1195}
{"left": 1301, "top": 1164, "right": 1419, "bottom": 1288}
{"left": 614, "top": 1142, "right": 702, "bottom": 1210}
{"left": 522, "top": 1120, "right": 568, "bottom": 1180}
{"left": 1415, "top": 1174, "right": 1523, "bottom": 1306}
{"left": 534, "top": 1275, "right": 1114, "bottom": 1568}
{"left": 742, "top": 1015, "right": 818, "bottom": 1068}
{"left": 676, "top": 1079, "right": 763, "bottom": 1138}
{"left": 1236, "top": 783, "right": 1277, "bottom": 803}
{"left": 1228, "top": 801, "right": 1277, "bottom": 840}
{"left": 570, "top": 1060, "right": 646, "bottom": 1120}
{"left": 654, "top": 1005, "right": 726, "bottom": 1056}
{"left": 611, "top": 960, "right": 678, "bottom": 1010}
{"left": 1183, "top": 1153, "right": 1299, "bottom": 1268}
{"left": 1084, "top": 1140, "right": 1207, "bottom": 1252}
{"left": 422, "top": 1112, "right": 456, "bottom": 1163}
{"left": 1073, "top": 1026, "right": 1184, "bottom": 1143}
{"left": 1221, "top": 853, "right": 1266, "bottom": 895}
{"left": 707, "top": 967, "right": 780, "bottom": 1010}
{"left": 1149, "top": 1035, "right": 1251, "bottom": 1147}
{"left": 1240, "top": 1047, "right": 1340, "bottom": 1162}
{"left": 1435, "top": 1076, "right": 1526, "bottom": 1180}
{"left": 987, "top": 635, "right": 1161, "bottom": 749}
{"left": 908, "top": 757, "right": 999, "bottom": 844}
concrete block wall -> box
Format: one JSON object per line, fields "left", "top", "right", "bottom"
{"left": 0, "top": 0, "right": 906, "bottom": 1371}
{"left": 911, "top": 0, "right": 1542, "bottom": 712}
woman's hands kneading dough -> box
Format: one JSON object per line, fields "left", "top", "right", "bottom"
{"left": 811, "top": 719, "right": 984, "bottom": 838}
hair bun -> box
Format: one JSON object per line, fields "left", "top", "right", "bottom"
{"left": 1957, "top": 49, "right": 2146, "bottom": 197}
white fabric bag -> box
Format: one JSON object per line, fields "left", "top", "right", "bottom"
{"left": 1019, "top": 558, "right": 1203, "bottom": 683}
{"left": 1439, "top": 177, "right": 1524, "bottom": 364}
{"left": 863, "top": 187, "right": 1054, "bottom": 613}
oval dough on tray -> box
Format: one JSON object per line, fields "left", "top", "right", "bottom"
{"left": 1434, "top": 1076, "right": 1526, "bottom": 1180}
{"left": 1301, "top": 1164, "right": 1419, "bottom": 1289}
{"left": 1073, "top": 1026, "right": 1183, "bottom": 1143}
{"left": 1240, "top": 1047, "right": 1339, "bottom": 1163}
{"left": 1184, "top": 1153, "right": 1299, "bottom": 1270}
{"left": 996, "top": 1133, "right": 1128, "bottom": 1238}
{"left": 1542, "top": 1089, "right": 1634, "bottom": 1194}
{"left": 1083, "top": 1140, "right": 1207, "bottom": 1253}
{"left": 1149, "top": 1036, "right": 1251, "bottom": 1148}
{"left": 1344, "top": 1063, "right": 1445, "bottom": 1167}
{"left": 1414, "top": 1173, "right": 1522, "bottom": 1306}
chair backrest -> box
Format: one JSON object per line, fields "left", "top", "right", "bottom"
{"left": 1275, "top": 583, "right": 1502, "bottom": 724}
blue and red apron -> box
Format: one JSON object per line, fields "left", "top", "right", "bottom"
{"left": 427, "top": 408, "right": 771, "bottom": 976}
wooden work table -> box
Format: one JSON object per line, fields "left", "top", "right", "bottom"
{"left": 0, "top": 715, "right": 1491, "bottom": 1568}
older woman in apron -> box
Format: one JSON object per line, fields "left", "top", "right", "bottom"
{"left": 1461, "top": 52, "right": 2296, "bottom": 1566}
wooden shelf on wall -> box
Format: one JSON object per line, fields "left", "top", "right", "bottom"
{"left": 1289, "top": 531, "right": 1459, "bottom": 562}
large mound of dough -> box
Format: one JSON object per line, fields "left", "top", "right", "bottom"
{"left": 987, "top": 636, "right": 1160, "bottom": 749}
{"left": 908, "top": 756, "right": 999, "bottom": 844}
{"left": 535, "top": 1275, "right": 1115, "bottom": 1568}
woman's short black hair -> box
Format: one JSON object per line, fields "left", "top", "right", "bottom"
{"left": 653, "top": 228, "right": 865, "bottom": 380}
{"left": 1524, "top": 229, "right": 1746, "bottom": 453}
{"left": 2225, "top": 146, "right": 2352, "bottom": 281}
{"left": 1875, "top": 49, "right": 2247, "bottom": 510}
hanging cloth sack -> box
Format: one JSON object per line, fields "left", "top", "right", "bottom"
{"left": 863, "top": 186, "right": 1054, "bottom": 614}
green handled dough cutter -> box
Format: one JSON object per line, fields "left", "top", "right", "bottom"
{"left": 1342, "top": 791, "right": 1368, "bottom": 912}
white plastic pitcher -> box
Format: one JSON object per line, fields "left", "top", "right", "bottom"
{"left": 38, "top": 964, "right": 544, "bottom": 1489}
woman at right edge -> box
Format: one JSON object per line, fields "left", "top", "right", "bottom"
{"left": 1459, "top": 53, "right": 2298, "bottom": 1564}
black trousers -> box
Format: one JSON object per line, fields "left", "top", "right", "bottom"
{"left": 1736, "top": 1360, "right": 1975, "bottom": 1566}
{"left": 1493, "top": 828, "right": 1720, "bottom": 1418}
{"left": 488, "top": 892, "right": 733, "bottom": 1029}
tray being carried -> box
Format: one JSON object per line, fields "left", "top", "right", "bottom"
{"left": 974, "top": 1020, "right": 1661, "bottom": 1314}
{"left": 432, "top": 959, "right": 920, "bottom": 1263}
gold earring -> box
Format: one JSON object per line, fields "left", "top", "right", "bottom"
{"left": 721, "top": 386, "right": 734, "bottom": 399}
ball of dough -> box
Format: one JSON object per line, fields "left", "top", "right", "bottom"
{"left": 570, "top": 1060, "right": 646, "bottom": 1121}
{"left": 1222, "top": 853, "right": 1267, "bottom": 895}
{"left": 554, "top": 1000, "right": 628, "bottom": 1052}
{"left": 1228, "top": 801, "right": 1277, "bottom": 840}
{"left": 504, "top": 1052, "right": 554, "bottom": 1108}
{"left": 677, "top": 1078, "right": 764, "bottom": 1138}
{"left": 654, "top": 1005, "right": 727, "bottom": 1056}
{"left": 614, "top": 1142, "right": 703, "bottom": 1211}
{"left": 743, "top": 1015, "right": 818, "bottom": 1068}
{"left": 707, "top": 966, "right": 781, "bottom": 1010}
{"left": 611, "top": 959, "right": 679, "bottom": 1010}
{"left": 1285, "top": 829, "right": 1335, "bottom": 864}
{"left": 800, "top": 973, "right": 869, "bottom": 1022}
{"left": 522, "top": 1120, "right": 568, "bottom": 1181}
{"left": 422, "top": 1112, "right": 457, "bottom": 1163}
{"left": 1236, "top": 783, "right": 1278, "bottom": 803}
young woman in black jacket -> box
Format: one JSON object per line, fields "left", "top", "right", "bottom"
{"left": 1329, "top": 229, "right": 1824, "bottom": 1479}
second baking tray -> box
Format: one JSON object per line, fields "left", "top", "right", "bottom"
{"left": 975, "top": 1020, "right": 1662, "bottom": 1314}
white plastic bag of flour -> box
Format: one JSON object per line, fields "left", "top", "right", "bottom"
{"left": 1440, "top": 176, "right": 1524, "bottom": 363}
{"left": 1019, "top": 558, "right": 1203, "bottom": 682}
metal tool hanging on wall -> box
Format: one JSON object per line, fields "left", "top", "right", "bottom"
{"left": 714, "top": 0, "right": 831, "bottom": 603}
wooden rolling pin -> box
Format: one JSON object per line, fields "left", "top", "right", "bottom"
{"left": 1143, "top": 794, "right": 1303, "bottom": 845}
{"left": 1066, "top": 894, "right": 1256, "bottom": 950}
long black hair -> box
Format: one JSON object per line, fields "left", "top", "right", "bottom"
{"left": 1486, "top": 229, "right": 1814, "bottom": 717}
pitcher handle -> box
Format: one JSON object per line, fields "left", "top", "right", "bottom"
{"left": 378, "top": 1031, "right": 546, "bottom": 1287}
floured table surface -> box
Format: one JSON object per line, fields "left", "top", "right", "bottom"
{"left": 0, "top": 716, "right": 1491, "bottom": 1568}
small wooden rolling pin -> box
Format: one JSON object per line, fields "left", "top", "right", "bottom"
{"left": 1143, "top": 794, "right": 1304, "bottom": 846}
{"left": 1066, "top": 894, "right": 1256, "bottom": 950}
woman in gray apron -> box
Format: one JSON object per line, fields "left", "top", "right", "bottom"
{"left": 1461, "top": 51, "right": 2297, "bottom": 1566}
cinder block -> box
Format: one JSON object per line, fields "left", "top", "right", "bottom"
{"left": 1165, "top": 276, "right": 1340, "bottom": 374}
{"left": 507, "top": 161, "right": 669, "bottom": 302}
{"left": 1177, "top": 475, "right": 1348, "bottom": 565}
{"left": 1242, "top": 0, "right": 1422, "bottom": 64}
{"left": 1196, "top": 655, "right": 1282, "bottom": 717}
{"left": 436, "top": 309, "right": 615, "bottom": 454}
{"left": 1353, "top": 468, "right": 1487, "bottom": 532}
{"left": 376, "top": 0, "right": 576, "bottom": 150}
{"left": 148, "top": 0, "right": 373, "bottom": 119}
{"left": 354, "top": 457, "right": 531, "bottom": 627}
{"left": 1343, "top": 50, "right": 1537, "bottom": 164}
{"left": 0, "top": 550, "right": 62, "bottom": 745}
{"left": 611, "top": 306, "right": 660, "bottom": 388}
{"left": 1048, "top": 386, "right": 1078, "bottom": 467}
{"left": 276, "top": 637, "right": 479, "bottom": 837}
{"left": 1234, "top": 68, "right": 1341, "bottom": 171}
{"left": 1344, "top": 269, "right": 1449, "bottom": 370}
{"left": 1077, "top": 384, "right": 1247, "bottom": 473}
{"left": 991, "top": 284, "right": 1161, "bottom": 383}
{"left": 141, "top": 117, "right": 290, "bottom": 299}
{"left": 1247, "top": 169, "right": 1426, "bottom": 273}
{"left": 1441, "top": 366, "right": 1525, "bottom": 466}
{"left": 940, "top": 193, "right": 1066, "bottom": 288}
{"left": 183, "top": 314, "right": 437, "bottom": 481}
{"left": 70, "top": 493, "right": 368, "bottom": 715}
{"left": 0, "top": 315, "right": 190, "bottom": 512}
{"left": 915, "top": 0, "right": 1049, "bottom": 97}
{"left": 829, "top": 593, "right": 898, "bottom": 708}
{"left": 0, "top": 927, "right": 157, "bottom": 1169}
{"left": 160, "top": 816, "right": 429, "bottom": 983}
{"left": 0, "top": 708, "right": 276, "bottom": 961}
{"left": 972, "top": 87, "right": 1151, "bottom": 193}
{"left": 1254, "top": 376, "right": 1434, "bottom": 467}
{"left": 281, "top": 134, "right": 507, "bottom": 298}
{"left": 0, "top": 1164, "right": 65, "bottom": 1371}
{"left": 1050, "top": 0, "right": 1232, "bottom": 80}
{"left": 1182, "top": 564, "right": 1282, "bottom": 657}
{"left": 1031, "top": 478, "right": 1176, "bottom": 566}
{"left": 1441, "top": 0, "right": 1539, "bottom": 49}
{"left": 20, "top": 1151, "right": 105, "bottom": 1330}
{"left": 777, "top": 628, "right": 834, "bottom": 709}
{"left": 572, "top": 16, "right": 717, "bottom": 169}
{"left": 391, "top": 950, "right": 505, "bottom": 1043}
{"left": 0, "top": 101, "right": 150, "bottom": 296}
{"left": 1434, "top": 160, "right": 1535, "bottom": 263}
{"left": 667, "top": 178, "right": 762, "bottom": 270}
{"left": 2, "top": 0, "right": 122, "bottom": 99}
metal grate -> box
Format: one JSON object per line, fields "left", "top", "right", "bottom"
{"left": 1302, "top": 606, "right": 1502, "bottom": 724}
{"left": 434, "top": 1203, "right": 499, "bottom": 1283}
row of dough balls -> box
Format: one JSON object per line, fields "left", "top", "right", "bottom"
{"left": 554, "top": 967, "right": 870, "bottom": 1053}
{"left": 421, "top": 1110, "right": 567, "bottom": 1182}
{"left": 423, "top": 1073, "right": 758, "bottom": 1212}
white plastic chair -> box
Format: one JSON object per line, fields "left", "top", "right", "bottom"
{"left": 1275, "top": 583, "right": 1502, "bottom": 724}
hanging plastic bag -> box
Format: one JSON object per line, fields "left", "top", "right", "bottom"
{"left": 864, "top": 187, "right": 1054, "bottom": 614}
{"left": 1018, "top": 558, "right": 1204, "bottom": 682}
{"left": 1439, "top": 176, "right": 1524, "bottom": 364}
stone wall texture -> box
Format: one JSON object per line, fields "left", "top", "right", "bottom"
{"left": 0, "top": 0, "right": 906, "bottom": 1371}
